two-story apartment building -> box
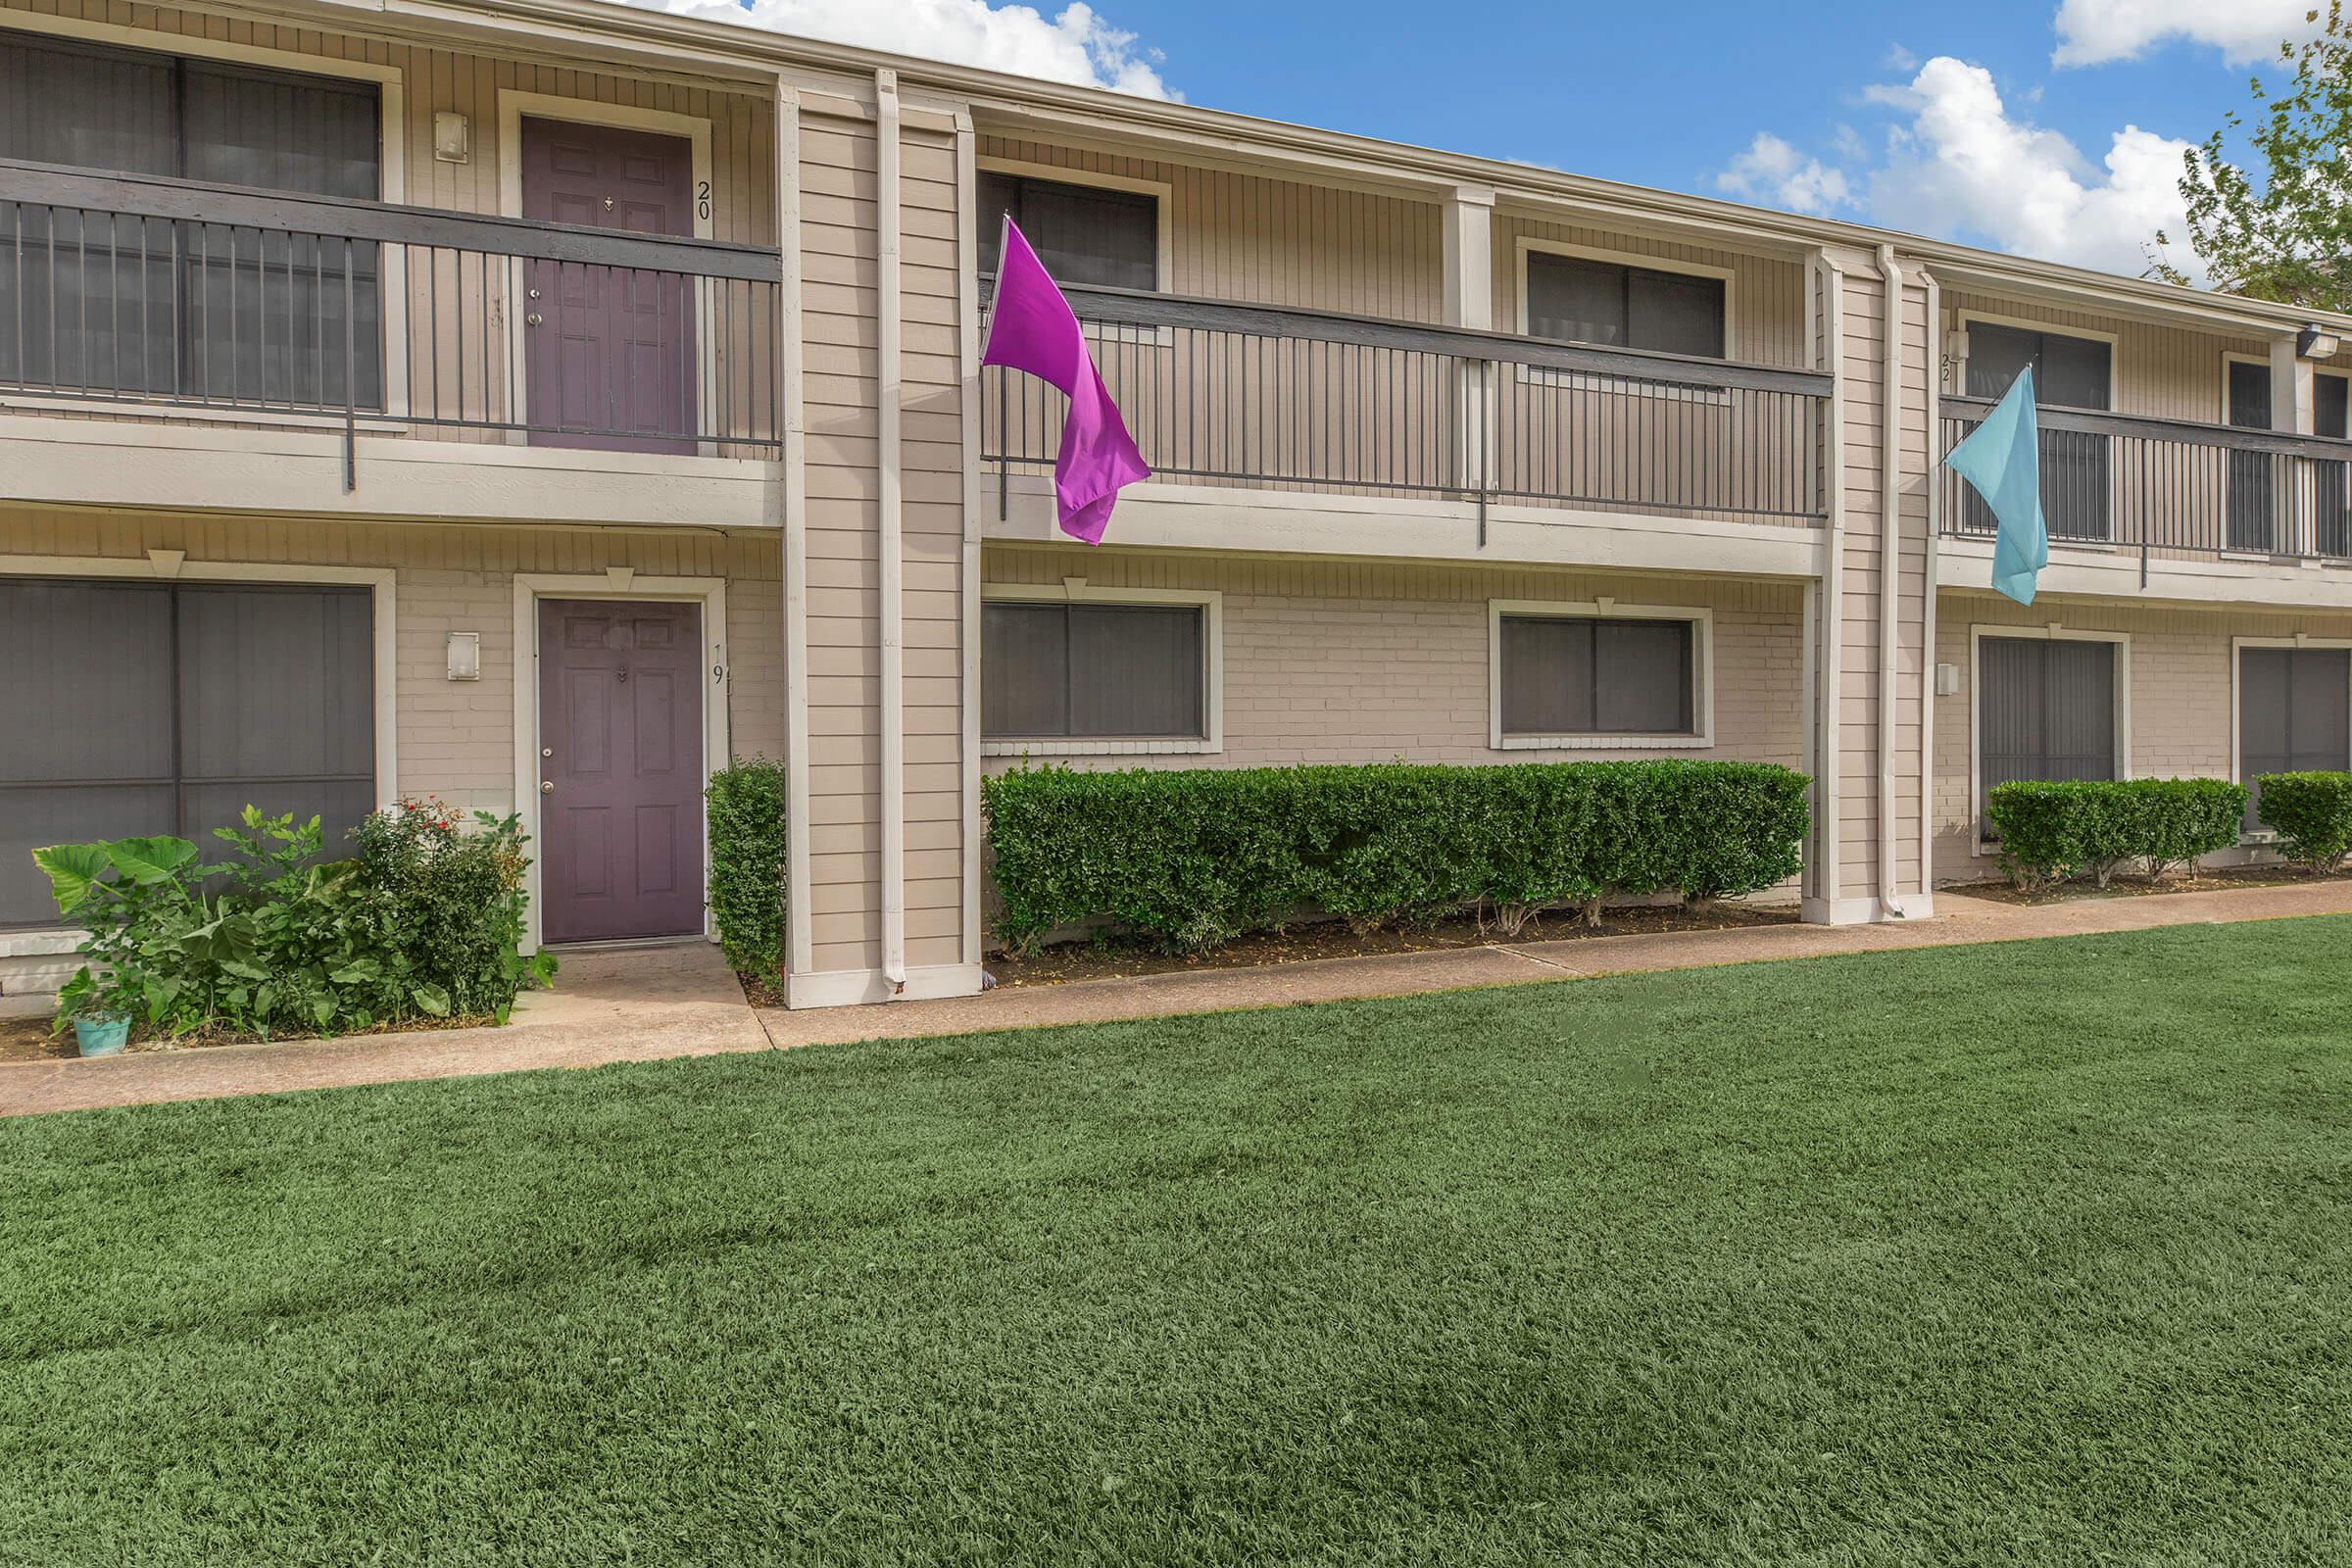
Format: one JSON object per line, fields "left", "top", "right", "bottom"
{"left": 4, "top": 0, "right": 2350, "bottom": 1008}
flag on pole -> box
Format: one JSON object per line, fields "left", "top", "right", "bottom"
{"left": 979, "top": 218, "right": 1152, "bottom": 545}
{"left": 1943, "top": 366, "right": 2048, "bottom": 606}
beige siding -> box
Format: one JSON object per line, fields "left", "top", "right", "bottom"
{"left": 1932, "top": 590, "right": 2352, "bottom": 883}
{"left": 979, "top": 545, "right": 1805, "bottom": 770}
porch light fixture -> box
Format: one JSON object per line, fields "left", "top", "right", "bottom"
{"left": 434, "top": 111, "right": 471, "bottom": 164}
{"left": 446, "top": 631, "right": 481, "bottom": 681}
{"left": 2298, "top": 323, "right": 2340, "bottom": 360}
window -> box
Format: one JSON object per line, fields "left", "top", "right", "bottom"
{"left": 977, "top": 171, "right": 1157, "bottom": 292}
{"left": 1977, "top": 635, "right": 2117, "bottom": 825}
{"left": 2227, "top": 359, "right": 2280, "bottom": 552}
{"left": 0, "top": 577, "right": 377, "bottom": 927}
{"left": 982, "top": 600, "right": 1205, "bottom": 741}
{"left": 0, "top": 33, "right": 383, "bottom": 408}
{"left": 2317, "top": 371, "right": 2350, "bottom": 557}
{"left": 1497, "top": 613, "right": 1697, "bottom": 739}
{"left": 1964, "top": 320, "right": 2112, "bottom": 541}
{"left": 1524, "top": 253, "right": 1725, "bottom": 359}
{"left": 2240, "top": 646, "right": 2350, "bottom": 829}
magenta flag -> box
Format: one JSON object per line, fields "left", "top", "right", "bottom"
{"left": 980, "top": 218, "right": 1151, "bottom": 544}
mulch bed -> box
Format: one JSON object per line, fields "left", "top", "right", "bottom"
{"left": 1956, "top": 863, "right": 2347, "bottom": 907}
{"left": 0, "top": 1009, "right": 504, "bottom": 1064}
{"left": 981, "top": 902, "right": 1796, "bottom": 989}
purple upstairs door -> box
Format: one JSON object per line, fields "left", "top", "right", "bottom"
{"left": 518, "top": 117, "right": 696, "bottom": 453}
{"left": 539, "top": 600, "right": 707, "bottom": 944}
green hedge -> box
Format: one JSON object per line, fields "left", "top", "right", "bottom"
{"left": 2254, "top": 771, "right": 2352, "bottom": 871}
{"left": 706, "top": 759, "right": 790, "bottom": 976}
{"left": 1984, "top": 777, "right": 2246, "bottom": 890}
{"left": 982, "top": 760, "right": 1811, "bottom": 954}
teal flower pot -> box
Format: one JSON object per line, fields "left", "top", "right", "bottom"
{"left": 74, "top": 1015, "right": 129, "bottom": 1056}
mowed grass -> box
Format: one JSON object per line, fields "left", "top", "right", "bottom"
{"left": 6, "top": 923, "right": 2352, "bottom": 1567}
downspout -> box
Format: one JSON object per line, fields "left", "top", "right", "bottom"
{"left": 1875, "top": 242, "right": 1906, "bottom": 918}
{"left": 1919, "top": 268, "right": 1942, "bottom": 911}
{"left": 954, "top": 110, "right": 984, "bottom": 979}
{"left": 875, "top": 68, "right": 906, "bottom": 990}
{"left": 775, "top": 76, "right": 815, "bottom": 995}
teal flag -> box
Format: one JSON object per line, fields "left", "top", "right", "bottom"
{"left": 1943, "top": 366, "right": 2048, "bottom": 606}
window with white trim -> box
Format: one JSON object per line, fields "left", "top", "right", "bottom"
{"left": 977, "top": 171, "right": 1157, "bottom": 292}
{"left": 982, "top": 600, "right": 1205, "bottom": 741}
{"left": 1962, "top": 321, "right": 2111, "bottom": 541}
{"left": 1977, "top": 635, "right": 2116, "bottom": 820}
{"left": 1525, "top": 254, "right": 1725, "bottom": 359}
{"left": 1497, "top": 613, "right": 1697, "bottom": 738}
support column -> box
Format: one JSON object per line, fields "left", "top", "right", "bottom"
{"left": 1443, "top": 186, "right": 1496, "bottom": 509}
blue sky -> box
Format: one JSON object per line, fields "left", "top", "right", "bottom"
{"left": 632, "top": 0, "right": 2327, "bottom": 276}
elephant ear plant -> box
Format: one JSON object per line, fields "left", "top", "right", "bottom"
{"left": 33, "top": 801, "right": 555, "bottom": 1047}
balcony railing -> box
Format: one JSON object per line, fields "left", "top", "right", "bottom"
{"left": 983, "top": 282, "right": 1832, "bottom": 529}
{"left": 0, "top": 160, "right": 783, "bottom": 480}
{"left": 1939, "top": 395, "right": 2352, "bottom": 571}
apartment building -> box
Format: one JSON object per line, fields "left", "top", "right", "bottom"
{"left": 3, "top": 0, "right": 2349, "bottom": 1007}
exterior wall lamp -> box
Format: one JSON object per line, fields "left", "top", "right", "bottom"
{"left": 2297, "top": 323, "right": 2340, "bottom": 360}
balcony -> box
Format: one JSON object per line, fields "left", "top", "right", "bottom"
{"left": 0, "top": 160, "right": 782, "bottom": 513}
{"left": 982, "top": 283, "right": 1832, "bottom": 537}
{"left": 1938, "top": 395, "right": 2352, "bottom": 576}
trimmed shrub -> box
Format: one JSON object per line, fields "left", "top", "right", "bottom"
{"left": 1984, "top": 777, "right": 2246, "bottom": 890}
{"left": 981, "top": 760, "right": 1811, "bottom": 955}
{"left": 2255, "top": 770, "right": 2352, "bottom": 872}
{"left": 707, "top": 758, "right": 790, "bottom": 976}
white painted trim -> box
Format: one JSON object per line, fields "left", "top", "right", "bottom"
{"left": 0, "top": 553, "right": 398, "bottom": 815}
{"left": 1921, "top": 270, "right": 1943, "bottom": 907}
{"left": 1965, "top": 621, "right": 2132, "bottom": 858}
{"left": 976, "top": 153, "right": 1174, "bottom": 295}
{"left": 775, "top": 82, "right": 814, "bottom": 983}
{"left": 1813, "top": 253, "right": 1846, "bottom": 910}
{"left": 1514, "top": 235, "right": 1738, "bottom": 358}
{"left": 1487, "top": 597, "right": 1715, "bottom": 751}
{"left": 511, "top": 574, "right": 729, "bottom": 954}
{"left": 785, "top": 960, "right": 985, "bottom": 1008}
{"left": 496, "top": 89, "right": 716, "bottom": 444}
{"left": 1875, "top": 246, "right": 1906, "bottom": 914}
{"left": 979, "top": 582, "right": 1223, "bottom": 756}
{"left": 956, "top": 111, "right": 986, "bottom": 972}
{"left": 875, "top": 68, "right": 906, "bottom": 991}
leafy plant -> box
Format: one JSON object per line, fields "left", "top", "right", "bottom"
{"left": 706, "top": 758, "right": 790, "bottom": 977}
{"left": 33, "top": 800, "right": 553, "bottom": 1044}
{"left": 2254, "top": 770, "right": 2352, "bottom": 870}
{"left": 981, "top": 760, "right": 1810, "bottom": 955}
{"left": 1984, "top": 778, "right": 2246, "bottom": 890}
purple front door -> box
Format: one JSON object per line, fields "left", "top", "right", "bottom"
{"left": 539, "top": 599, "right": 706, "bottom": 944}
{"left": 518, "top": 117, "right": 696, "bottom": 453}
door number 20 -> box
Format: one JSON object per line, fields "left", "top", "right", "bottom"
{"left": 696, "top": 181, "right": 711, "bottom": 221}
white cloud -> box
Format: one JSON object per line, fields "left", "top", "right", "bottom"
{"left": 1714, "top": 132, "right": 1854, "bottom": 214}
{"left": 611, "top": 0, "right": 1176, "bottom": 97}
{"left": 2051, "top": 0, "right": 2323, "bottom": 66}
{"left": 1863, "top": 56, "right": 2198, "bottom": 277}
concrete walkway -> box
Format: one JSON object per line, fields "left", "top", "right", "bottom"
{"left": 8, "top": 880, "right": 2352, "bottom": 1117}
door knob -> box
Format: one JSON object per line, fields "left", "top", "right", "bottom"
{"left": 526, "top": 313, "right": 544, "bottom": 327}
{"left": 540, "top": 779, "right": 555, "bottom": 794}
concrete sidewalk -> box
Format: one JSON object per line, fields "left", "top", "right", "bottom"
{"left": 8, "top": 879, "right": 2352, "bottom": 1117}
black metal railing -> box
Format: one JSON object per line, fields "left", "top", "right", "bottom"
{"left": 0, "top": 160, "right": 783, "bottom": 481}
{"left": 1939, "top": 396, "right": 2352, "bottom": 568}
{"left": 983, "top": 281, "right": 1832, "bottom": 527}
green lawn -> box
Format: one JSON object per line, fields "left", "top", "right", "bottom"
{"left": 6, "top": 922, "right": 2352, "bottom": 1567}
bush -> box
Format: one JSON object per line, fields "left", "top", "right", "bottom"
{"left": 35, "top": 800, "right": 552, "bottom": 1042}
{"left": 707, "top": 759, "right": 790, "bottom": 976}
{"left": 981, "top": 760, "right": 1811, "bottom": 955}
{"left": 2254, "top": 770, "right": 2352, "bottom": 872}
{"left": 1984, "top": 778, "right": 2245, "bottom": 890}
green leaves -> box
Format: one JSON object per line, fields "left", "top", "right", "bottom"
{"left": 2253, "top": 770, "right": 2352, "bottom": 871}
{"left": 983, "top": 760, "right": 1813, "bottom": 956}
{"left": 1985, "top": 778, "right": 2248, "bottom": 890}
{"left": 706, "top": 759, "right": 790, "bottom": 977}
{"left": 30, "top": 843, "right": 113, "bottom": 915}
{"left": 411, "top": 983, "right": 452, "bottom": 1017}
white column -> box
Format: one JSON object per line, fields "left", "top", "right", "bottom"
{"left": 1442, "top": 186, "right": 1496, "bottom": 506}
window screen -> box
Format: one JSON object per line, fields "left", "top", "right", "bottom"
{"left": 977, "top": 172, "right": 1157, "bottom": 292}
{"left": 2241, "top": 647, "right": 2350, "bottom": 829}
{"left": 1962, "top": 322, "right": 2111, "bottom": 540}
{"left": 0, "top": 578, "right": 376, "bottom": 927}
{"left": 1498, "top": 614, "right": 1696, "bottom": 736}
{"left": 982, "top": 602, "right": 1204, "bottom": 740}
{"left": 1525, "top": 254, "right": 1725, "bottom": 358}
{"left": 2320, "top": 373, "right": 2352, "bottom": 558}
{"left": 2227, "top": 359, "right": 2278, "bottom": 552}
{"left": 1977, "top": 636, "right": 2116, "bottom": 822}
{"left": 0, "top": 34, "right": 383, "bottom": 408}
